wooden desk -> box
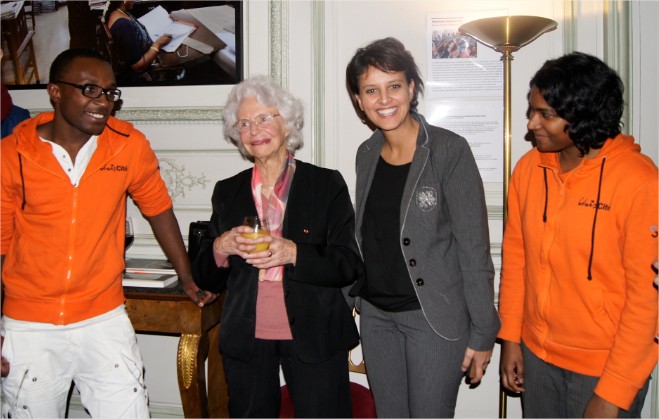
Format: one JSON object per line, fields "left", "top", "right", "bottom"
{"left": 124, "top": 283, "right": 228, "bottom": 418}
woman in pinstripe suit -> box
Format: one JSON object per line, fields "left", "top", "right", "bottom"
{"left": 345, "top": 37, "right": 500, "bottom": 418}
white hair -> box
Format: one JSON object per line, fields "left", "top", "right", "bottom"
{"left": 222, "top": 75, "right": 304, "bottom": 160}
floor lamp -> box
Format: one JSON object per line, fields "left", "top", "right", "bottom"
{"left": 457, "top": 15, "right": 557, "bottom": 419}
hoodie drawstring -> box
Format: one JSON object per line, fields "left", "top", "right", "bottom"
{"left": 541, "top": 158, "right": 607, "bottom": 280}
{"left": 587, "top": 157, "right": 606, "bottom": 280}
{"left": 106, "top": 123, "right": 130, "bottom": 137}
{"left": 18, "top": 152, "right": 27, "bottom": 210}
{"left": 542, "top": 168, "right": 548, "bottom": 223}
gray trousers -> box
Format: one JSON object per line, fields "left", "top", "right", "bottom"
{"left": 522, "top": 341, "right": 650, "bottom": 418}
{"left": 359, "top": 299, "right": 468, "bottom": 418}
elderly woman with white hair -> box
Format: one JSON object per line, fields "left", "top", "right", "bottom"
{"left": 192, "top": 75, "right": 362, "bottom": 417}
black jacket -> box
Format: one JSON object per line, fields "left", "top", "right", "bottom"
{"left": 193, "top": 160, "right": 361, "bottom": 363}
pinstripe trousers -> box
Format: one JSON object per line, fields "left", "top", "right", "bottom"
{"left": 359, "top": 299, "right": 468, "bottom": 418}
{"left": 521, "top": 341, "right": 650, "bottom": 418}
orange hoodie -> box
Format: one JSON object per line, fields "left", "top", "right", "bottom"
{"left": 1, "top": 112, "right": 172, "bottom": 325}
{"left": 498, "top": 134, "right": 658, "bottom": 410}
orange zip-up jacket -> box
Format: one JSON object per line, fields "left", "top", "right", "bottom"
{"left": 1, "top": 112, "right": 172, "bottom": 325}
{"left": 498, "top": 134, "right": 658, "bottom": 409}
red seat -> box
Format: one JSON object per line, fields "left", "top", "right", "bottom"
{"left": 279, "top": 381, "right": 376, "bottom": 418}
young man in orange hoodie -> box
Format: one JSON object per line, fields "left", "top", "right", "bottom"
{"left": 0, "top": 49, "right": 216, "bottom": 418}
{"left": 498, "top": 52, "right": 657, "bottom": 418}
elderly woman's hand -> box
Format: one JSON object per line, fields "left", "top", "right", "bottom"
{"left": 246, "top": 236, "right": 297, "bottom": 269}
{"left": 214, "top": 225, "right": 271, "bottom": 259}
{"left": 214, "top": 226, "right": 297, "bottom": 269}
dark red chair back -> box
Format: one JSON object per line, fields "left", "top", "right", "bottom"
{"left": 279, "top": 381, "right": 376, "bottom": 418}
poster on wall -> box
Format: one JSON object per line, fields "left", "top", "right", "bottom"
{"left": 426, "top": 10, "right": 505, "bottom": 98}
{"left": 426, "top": 9, "right": 506, "bottom": 182}
{"left": 427, "top": 100, "right": 503, "bottom": 183}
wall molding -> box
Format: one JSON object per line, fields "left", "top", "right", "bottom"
{"left": 562, "top": 1, "right": 578, "bottom": 53}
{"left": 30, "top": 106, "right": 224, "bottom": 125}
{"left": 311, "top": 2, "right": 325, "bottom": 167}
{"left": 486, "top": 204, "right": 504, "bottom": 221}
{"left": 269, "top": 1, "right": 288, "bottom": 88}
{"left": 115, "top": 107, "right": 223, "bottom": 125}
{"left": 603, "top": 0, "right": 632, "bottom": 132}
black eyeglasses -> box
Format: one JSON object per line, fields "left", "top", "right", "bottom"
{"left": 54, "top": 80, "right": 122, "bottom": 102}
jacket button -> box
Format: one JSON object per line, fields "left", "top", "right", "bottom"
{"left": 415, "top": 278, "right": 424, "bottom": 286}
{"left": 403, "top": 238, "right": 411, "bottom": 246}
{"left": 409, "top": 259, "right": 416, "bottom": 267}
{"left": 289, "top": 317, "right": 296, "bottom": 325}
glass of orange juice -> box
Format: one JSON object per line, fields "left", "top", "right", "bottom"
{"left": 241, "top": 216, "right": 270, "bottom": 253}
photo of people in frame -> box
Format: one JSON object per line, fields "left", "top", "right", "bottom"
{"left": 1, "top": 0, "right": 242, "bottom": 89}
{"left": 431, "top": 30, "right": 477, "bottom": 59}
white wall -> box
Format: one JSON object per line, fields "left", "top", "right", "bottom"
{"left": 8, "top": 1, "right": 657, "bottom": 417}
{"left": 633, "top": 0, "right": 659, "bottom": 163}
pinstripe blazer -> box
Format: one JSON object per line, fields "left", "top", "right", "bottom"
{"left": 350, "top": 112, "right": 500, "bottom": 351}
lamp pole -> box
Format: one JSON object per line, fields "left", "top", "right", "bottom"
{"left": 502, "top": 48, "right": 513, "bottom": 223}
{"left": 458, "top": 15, "right": 557, "bottom": 418}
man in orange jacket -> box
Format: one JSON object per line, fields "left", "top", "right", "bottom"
{"left": 0, "top": 49, "right": 216, "bottom": 418}
{"left": 498, "top": 52, "right": 657, "bottom": 418}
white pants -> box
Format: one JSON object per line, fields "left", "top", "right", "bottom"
{"left": 1, "top": 306, "right": 149, "bottom": 418}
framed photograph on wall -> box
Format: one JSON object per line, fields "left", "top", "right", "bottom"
{"left": 1, "top": 0, "right": 243, "bottom": 89}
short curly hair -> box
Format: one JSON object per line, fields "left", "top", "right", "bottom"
{"left": 529, "top": 51, "right": 624, "bottom": 155}
{"left": 222, "top": 75, "right": 304, "bottom": 161}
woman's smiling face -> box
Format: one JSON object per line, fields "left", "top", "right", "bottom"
{"left": 527, "top": 86, "right": 575, "bottom": 154}
{"left": 237, "top": 96, "right": 289, "bottom": 162}
{"left": 354, "top": 66, "right": 414, "bottom": 133}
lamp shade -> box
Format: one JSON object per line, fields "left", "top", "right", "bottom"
{"left": 458, "top": 15, "right": 557, "bottom": 54}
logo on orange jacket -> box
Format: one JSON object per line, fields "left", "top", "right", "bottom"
{"left": 100, "top": 163, "right": 128, "bottom": 172}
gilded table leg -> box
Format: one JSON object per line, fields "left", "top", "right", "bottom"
{"left": 207, "top": 323, "right": 229, "bottom": 417}
{"left": 177, "top": 332, "right": 210, "bottom": 418}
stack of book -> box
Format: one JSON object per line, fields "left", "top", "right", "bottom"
{"left": 1, "top": 2, "right": 23, "bottom": 20}
{"left": 123, "top": 258, "right": 178, "bottom": 288}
